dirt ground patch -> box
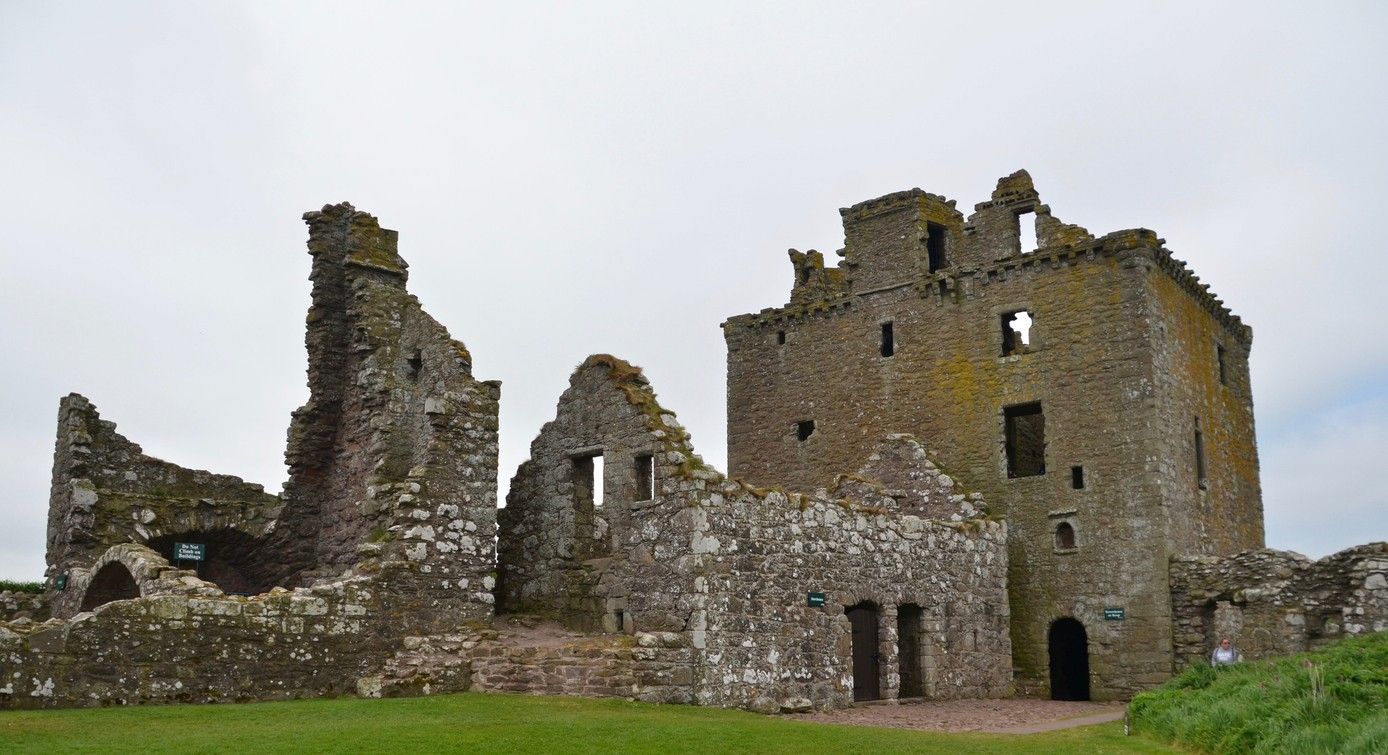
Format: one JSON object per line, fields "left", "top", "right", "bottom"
{"left": 785, "top": 698, "right": 1127, "bottom": 734}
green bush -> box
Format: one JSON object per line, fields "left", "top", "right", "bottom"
{"left": 0, "top": 579, "right": 43, "bottom": 594}
{"left": 1129, "top": 631, "right": 1388, "bottom": 753}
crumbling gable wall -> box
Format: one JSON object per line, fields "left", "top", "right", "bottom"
{"left": 44, "top": 394, "right": 280, "bottom": 618}
{"left": 1170, "top": 543, "right": 1388, "bottom": 671}
{"left": 267, "top": 204, "right": 501, "bottom": 628}
{"left": 499, "top": 356, "right": 1011, "bottom": 711}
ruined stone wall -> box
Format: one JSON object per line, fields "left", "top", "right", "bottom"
{"left": 723, "top": 172, "right": 1261, "bottom": 698}
{"left": 267, "top": 204, "right": 500, "bottom": 630}
{"left": 43, "top": 394, "right": 280, "bottom": 618}
{"left": 1169, "top": 544, "right": 1388, "bottom": 672}
{"left": 0, "top": 592, "right": 49, "bottom": 623}
{"left": 1, "top": 548, "right": 411, "bottom": 709}
{"left": 500, "top": 356, "right": 1011, "bottom": 711}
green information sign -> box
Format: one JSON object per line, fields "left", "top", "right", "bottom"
{"left": 807, "top": 592, "right": 827, "bottom": 607}
{"left": 1104, "top": 607, "right": 1126, "bottom": 621}
{"left": 174, "top": 542, "right": 206, "bottom": 562}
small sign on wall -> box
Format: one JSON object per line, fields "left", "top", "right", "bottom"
{"left": 174, "top": 542, "right": 206, "bottom": 561}
{"left": 1104, "top": 607, "right": 1126, "bottom": 621}
{"left": 807, "top": 592, "right": 827, "bottom": 607}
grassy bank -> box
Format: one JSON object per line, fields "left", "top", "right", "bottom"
{"left": 1128, "top": 631, "right": 1388, "bottom": 753}
{"left": 0, "top": 691, "right": 1174, "bottom": 754}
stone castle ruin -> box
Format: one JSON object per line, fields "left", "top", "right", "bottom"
{"left": 2, "top": 174, "right": 1383, "bottom": 710}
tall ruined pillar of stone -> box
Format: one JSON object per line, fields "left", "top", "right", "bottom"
{"left": 269, "top": 203, "right": 501, "bottom": 629}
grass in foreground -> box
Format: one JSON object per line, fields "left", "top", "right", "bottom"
{"left": 1129, "top": 631, "right": 1388, "bottom": 754}
{"left": 0, "top": 691, "right": 1175, "bottom": 754}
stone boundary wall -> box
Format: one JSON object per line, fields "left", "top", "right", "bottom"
{"left": 1169, "top": 543, "right": 1388, "bottom": 671}
{"left": 0, "top": 591, "right": 49, "bottom": 624}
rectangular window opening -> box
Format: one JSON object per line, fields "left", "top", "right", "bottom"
{"left": 1071, "top": 465, "right": 1085, "bottom": 489}
{"left": 880, "top": 322, "right": 895, "bottom": 357}
{"left": 1217, "top": 344, "right": 1228, "bottom": 385}
{"left": 1000, "top": 311, "right": 1033, "bottom": 356}
{"left": 572, "top": 452, "right": 605, "bottom": 508}
{"left": 407, "top": 349, "right": 423, "bottom": 380}
{"left": 937, "top": 279, "right": 948, "bottom": 297}
{"left": 926, "top": 221, "right": 948, "bottom": 272}
{"left": 1004, "top": 402, "right": 1045, "bottom": 478}
{"left": 1194, "top": 420, "right": 1207, "bottom": 490}
{"left": 635, "top": 454, "right": 654, "bottom": 501}
{"left": 796, "top": 420, "right": 816, "bottom": 442}
{"left": 776, "top": 330, "right": 786, "bottom": 346}
{"left": 1016, "top": 210, "right": 1038, "bottom": 254}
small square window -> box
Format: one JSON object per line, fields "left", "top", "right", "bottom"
{"left": 796, "top": 420, "right": 816, "bottom": 442}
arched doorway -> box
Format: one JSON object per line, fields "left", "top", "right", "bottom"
{"left": 1049, "top": 617, "right": 1090, "bottom": 700}
{"left": 846, "top": 602, "right": 881, "bottom": 701}
{"left": 79, "top": 562, "right": 139, "bottom": 612}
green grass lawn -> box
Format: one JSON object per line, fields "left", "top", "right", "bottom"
{"left": 0, "top": 691, "right": 1176, "bottom": 754}
{"left": 1129, "top": 631, "right": 1388, "bottom": 754}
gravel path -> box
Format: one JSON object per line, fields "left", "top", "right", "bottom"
{"left": 785, "top": 698, "right": 1127, "bottom": 734}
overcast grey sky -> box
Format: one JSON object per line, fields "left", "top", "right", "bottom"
{"left": 2, "top": 1, "right": 1384, "bottom": 578}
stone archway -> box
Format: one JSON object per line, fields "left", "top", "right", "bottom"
{"left": 1048, "top": 617, "right": 1090, "bottom": 701}
{"left": 79, "top": 561, "right": 139, "bottom": 612}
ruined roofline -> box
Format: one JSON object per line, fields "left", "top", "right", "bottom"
{"left": 839, "top": 187, "right": 960, "bottom": 223}
{"left": 54, "top": 392, "right": 276, "bottom": 501}
{"left": 1171, "top": 541, "right": 1388, "bottom": 567}
{"left": 722, "top": 223, "right": 1253, "bottom": 348}
{"left": 561, "top": 355, "right": 994, "bottom": 522}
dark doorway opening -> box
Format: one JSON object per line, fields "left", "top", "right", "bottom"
{"left": 79, "top": 562, "right": 139, "bottom": 611}
{"left": 846, "top": 602, "right": 881, "bottom": 701}
{"left": 897, "top": 604, "right": 923, "bottom": 698}
{"left": 1049, "top": 617, "right": 1091, "bottom": 700}
{"left": 926, "top": 221, "right": 948, "bottom": 271}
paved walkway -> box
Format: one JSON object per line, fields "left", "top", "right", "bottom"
{"left": 786, "top": 698, "right": 1128, "bottom": 734}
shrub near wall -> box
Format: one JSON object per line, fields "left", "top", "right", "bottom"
{"left": 1127, "top": 632, "right": 1388, "bottom": 753}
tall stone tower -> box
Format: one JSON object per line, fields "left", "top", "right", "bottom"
{"left": 722, "top": 171, "right": 1264, "bottom": 699}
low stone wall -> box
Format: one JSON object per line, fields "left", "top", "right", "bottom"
{"left": 0, "top": 591, "right": 49, "bottom": 623}
{"left": 1170, "top": 543, "right": 1388, "bottom": 671}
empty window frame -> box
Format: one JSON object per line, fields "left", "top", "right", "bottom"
{"left": 796, "top": 420, "right": 816, "bottom": 442}
{"left": 1071, "top": 465, "right": 1085, "bottom": 489}
{"left": 1194, "top": 418, "right": 1208, "bottom": 490}
{"left": 635, "top": 453, "right": 655, "bottom": 501}
{"left": 1016, "top": 209, "right": 1038, "bottom": 254}
{"left": 1054, "top": 522, "right": 1076, "bottom": 550}
{"left": 1000, "top": 310, "right": 1033, "bottom": 356}
{"left": 926, "top": 221, "right": 948, "bottom": 272}
{"left": 572, "top": 452, "right": 605, "bottom": 508}
{"left": 880, "top": 322, "right": 895, "bottom": 357}
{"left": 776, "top": 330, "right": 786, "bottom": 346}
{"left": 407, "top": 349, "right": 423, "bottom": 380}
{"left": 1004, "top": 402, "right": 1046, "bottom": 478}
{"left": 1216, "top": 344, "right": 1228, "bottom": 385}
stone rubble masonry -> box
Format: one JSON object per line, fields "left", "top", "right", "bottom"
{"left": 499, "top": 355, "right": 1011, "bottom": 712}
{"left": 723, "top": 170, "right": 1264, "bottom": 699}
{"left": 1169, "top": 543, "right": 1388, "bottom": 670}
{"left": 44, "top": 394, "right": 281, "bottom": 619}
{"left": 2, "top": 203, "right": 500, "bottom": 709}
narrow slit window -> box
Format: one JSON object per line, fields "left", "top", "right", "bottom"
{"left": 1071, "top": 465, "right": 1085, "bottom": 489}
{"left": 1016, "top": 209, "right": 1038, "bottom": 254}
{"left": 777, "top": 330, "right": 786, "bottom": 346}
{"left": 1055, "top": 522, "right": 1076, "bottom": 550}
{"left": 796, "top": 420, "right": 816, "bottom": 442}
{"left": 1194, "top": 419, "right": 1207, "bottom": 490}
{"left": 1216, "top": 344, "right": 1228, "bottom": 385}
{"left": 1004, "top": 402, "right": 1045, "bottom": 478}
{"left": 635, "top": 454, "right": 654, "bottom": 501}
{"left": 880, "top": 322, "right": 895, "bottom": 357}
{"left": 407, "top": 349, "right": 423, "bottom": 380}
{"left": 1000, "top": 311, "right": 1033, "bottom": 356}
{"left": 926, "top": 221, "right": 948, "bottom": 272}
{"left": 937, "top": 279, "right": 948, "bottom": 297}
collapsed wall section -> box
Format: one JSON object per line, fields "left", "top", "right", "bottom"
{"left": 269, "top": 203, "right": 500, "bottom": 629}
{"left": 1169, "top": 543, "right": 1388, "bottom": 671}
{"left": 44, "top": 394, "right": 281, "bottom": 618}
{"left": 499, "top": 355, "right": 1011, "bottom": 711}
